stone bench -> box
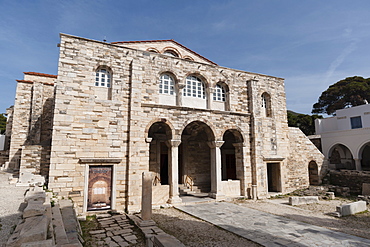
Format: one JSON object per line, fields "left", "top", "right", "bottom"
{"left": 336, "top": 201, "right": 367, "bottom": 217}
{"left": 289, "top": 196, "right": 319, "bottom": 205}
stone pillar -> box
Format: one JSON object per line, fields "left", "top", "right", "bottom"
{"left": 141, "top": 171, "right": 152, "bottom": 221}
{"left": 167, "top": 140, "right": 182, "bottom": 204}
{"left": 354, "top": 158, "right": 362, "bottom": 171}
{"left": 208, "top": 141, "right": 225, "bottom": 199}
{"left": 233, "top": 143, "right": 246, "bottom": 196}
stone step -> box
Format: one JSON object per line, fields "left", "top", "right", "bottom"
{"left": 59, "top": 200, "right": 83, "bottom": 246}
{"left": 52, "top": 204, "right": 69, "bottom": 245}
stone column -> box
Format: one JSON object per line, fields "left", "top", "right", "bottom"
{"left": 208, "top": 141, "right": 225, "bottom": 199}
{"left": 167, "top": 140, "right": 182, "bottom": 204}
{"left": 233, "top": 143, "right": 246, "bottom": 196}
{"left": 141, "top": 171, "right": 152, "bottom": 221}
{"left": 354, "top": 158, "right": 362, "bottom": 171}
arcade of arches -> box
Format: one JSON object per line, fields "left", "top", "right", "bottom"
{"left": 328, "top": 143, "right": 370, "bottom": 171}
{"left": 147, "top": 120, "right": 245, "bottom": 202}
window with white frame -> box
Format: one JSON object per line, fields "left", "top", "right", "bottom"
{"left": 159, "top": 74, "right": 175, "bottom": 95}
{"left": 213, "top": 84, "right": 226, "bottom": 102}
{"left": 95, "top": 68, "right": 111, "bottom": 88}
{"left": 183, "top": 76, "right": 205, "bottom": 99}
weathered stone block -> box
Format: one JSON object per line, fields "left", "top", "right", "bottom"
{"left": 6, "top": 215, "right": 48, "bottom": 247}
{"left": 289, "top": 196, "right": 319, "bottom": 205}
{"left": 336, "top": 201, "right": 367, "bottom": 217}
{"left": 23, "top": 201, "right": 46, "bottom": 218}
{"left": 363, "top": 183, "right": 370, "bottom": 196}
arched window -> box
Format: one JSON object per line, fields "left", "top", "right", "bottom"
{"left": 163, "top": 50, "right": 179, "bottom": 57}
{"left": 159, "top": 74, "right": 175, "bottom": 95}
{"left": 184, "top": 76, "right": 205, "bottom": 99}
{"left": 95, "top": 68, "right": 111, "bottom": 88}
{"left": 261, "top": 92, "right": 271, "bottom": 117}
{"left": 213, "top": 84, "right": 226, "bottom": 102}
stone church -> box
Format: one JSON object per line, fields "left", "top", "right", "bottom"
{"left": 2, "top": 34, "right": 324, "bottom": 214}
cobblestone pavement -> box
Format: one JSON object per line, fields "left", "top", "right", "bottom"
{"left": 176, "top": 202, "right": 370, "bottom": 247}
{"left": 89, "top": 214, "right": 144, "bottom": 246}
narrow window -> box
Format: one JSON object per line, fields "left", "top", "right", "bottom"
{"left": 159, "top": 74, "right": 175, "bottom": 95}
{"left": 261, "top": 93, "right": 271, "bottom": 117}
{"left": 183, "top": 76, "right": 205, "bottom": 99}
{"left": 213, "top": 84, "right": 226, "bottom": 102}
{"left": 350, "top": 116, "right": 362, "bottom": 129}
{"left": 95, "top": 69, "right": 111, "bottom": 88}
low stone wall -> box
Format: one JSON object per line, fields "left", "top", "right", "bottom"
{"left": 329, "top": 170, "right": 370, "bottom": 195}
{"left": 6, "top": 186, "right": 82, "bottom": 247}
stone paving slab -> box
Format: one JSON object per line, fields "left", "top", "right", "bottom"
{"left": 176, "top": 202, "right": 370, "bottom": 247}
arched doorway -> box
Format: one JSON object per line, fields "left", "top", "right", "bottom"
{"left": 360, "top": 143, "right": 370, "bottom": 171}
{"left": 148, "top": 122, "right": 172, "bottom": 185}
{"left": 180, "top": 121, "right": 215, "bottom": 193}
{"left": 221, "top": 130, "right": 243, "bottom": 181}
{"left": 308, "top": 161, "right": 319, "bottom": 185}
{"left": 329, "top": 144, "right": 354, "bottom": 170}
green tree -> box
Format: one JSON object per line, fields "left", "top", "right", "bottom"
{"left": 312, "top": 76, "right": 370, "bottom": 115}
{"left": 0, "top": 113, "right": 6, "bottom": 134}
{"left": 287, "top": 110, "right": 322, "bottom": 135}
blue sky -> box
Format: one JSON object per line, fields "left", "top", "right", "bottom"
{"left": 1, "top": 0, "right": 370, "bottom": 115}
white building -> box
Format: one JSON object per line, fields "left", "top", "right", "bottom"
{"left": 315, "top": 104, "right": 370, "bottom": 171}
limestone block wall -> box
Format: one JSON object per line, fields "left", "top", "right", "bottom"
{"left": 49, "top": 34, "right": 134, "bottom": 213}
{"left": 8, "top": 73, "right": 56, "bottom": 171}
{"left": 48, "top": 33, "right": 323, "bottom": 212}
{"left": 286, "top": 127, "right": 325, "bottom": 192}
{"left": 8, "top": 81, "right": 33, "bottom": 170}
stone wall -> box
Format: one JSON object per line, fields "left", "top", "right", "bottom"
{"left": 329, "top": 170, "right": 370, "bottom": 194}
{"left": 42, "top": 33, "right": 325, "bottom": 213}
{"left": 286, "top": 128, "right": 325, "bottom": 192}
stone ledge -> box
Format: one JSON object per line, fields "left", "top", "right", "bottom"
{"left": 79, "top": 158, "right": 122, "bottom": 163}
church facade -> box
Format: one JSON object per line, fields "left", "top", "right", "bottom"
{"left": 3, "top": 34, "right": 324, "bottom": 214}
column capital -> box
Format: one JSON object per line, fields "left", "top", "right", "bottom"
{"left": 207, "top": 140, "right": 224, "bottom": 149}
{"left": 167, "top": 140, "right": 181, "bottom": 147}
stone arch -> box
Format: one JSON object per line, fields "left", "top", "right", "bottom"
{"left": 328, "top": 143, "right": 355, "bottom": 170}
{"left": 178, "top": 119, "right": 216, "bottom": 141}
{"left": 147, "top": 47, "right": 160, "bottom": 53}
{"left": 144, "top": 118, "right": 175, "bottom": 140}
{"left": 359, "top": 142, "right": 370, "bottom": 171}
{"left": 161, "top": 47, "right": 181, "bottom": 58}
{"left": 179, "top": 121, "right": 216, "bottom": 192}
{"left": 308, "top": 160, "right": 320, "bottom": 185}
{"left": 148, "top": 121, "right": 173, "bottom": 185}
{"left": 221, "top": 129, "right": 244, "bottom": 181}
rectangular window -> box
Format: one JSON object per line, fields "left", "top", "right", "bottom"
{"left": 350, "top": 116, "right": 362, "bottom": 129}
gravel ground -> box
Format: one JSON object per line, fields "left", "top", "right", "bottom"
{"left": 234, "top": 197, "right": 370, "bottom": 240}
{"left": 0, "top": 171, "right": 27, "bottom": 247}
{"left": 152, "top": 207, "right": 261, "bottom": 247}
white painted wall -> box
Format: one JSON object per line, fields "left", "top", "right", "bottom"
{"left": 315, "top": 104, "right": 370, "bottom": 161}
